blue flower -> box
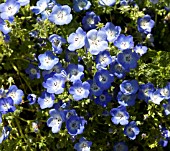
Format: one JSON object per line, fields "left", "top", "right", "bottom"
{"left": 159, "top": 83, "right": 170, "bottom": 99}
{"left": 64, "top": 109, "right": 77, "bottom": 121}
{"left": 66, "top": 115, "right": 86, "bottom": 136}
{"left": 137, "top": 82, "right": 155, "bottom": 103}
{"left": 69, "top": 80, "right": 90, "bottom": 101}
{"left": 99, "top": 0, "right": 116, "bottom": 6}
{"left": 6, "top": 85, "right": 24, "bottom": 105}
{"left": 117, "top": 91, "right": 136, "bottom": 106}
{"left": 163, "top": 102, "right": 170, "bottom": 115}
{"left": 48, "top": 5, "right": 73, "bottom": 25}
{"left": 27, "top": 94, "right": 36, "bottom": 105}
{"left": 110, "top": 105, "right": 129, "bottom": 125}
{"left": 0, "top": 126, "right": 12, "bottom": 143}
{"left": 94, "top": 69, "right": 114, "bottom": 90}
{"left": 120, "top": 79, "right": 139, "bottom": 95}
{"left": 74, "top": 137, "right": 92, "bottom": 151}
{"left": 101, "top": 22, "right": 121, "bottom": 42}
{"left": 47, "top": 109, "right": 64, "bottom": 133}
{"left": 114, "top": 34, "right": 134, "bottom": 51}
{"left": 113, "top": 142, "right": 128, "bottom": 151}
{"left": 95, "top": 50, "right": 112, "bottom": 69}
{"left": 49, "top": 34, "right": 66, "bottom": 54}
{"left": 30, "top": 0, "right": 49, "bottom": 15}
{"left": 42, "top": 73, "right": 66, "bottom": 94}
{"left": 124, "top": 121, "right": 140, "bottom": 140}
{"left": 0, "top": 0, "right": 20, "bottom": 22}
{"left": 0, "top": 18, "right": 11, "bottom": 34}
{"left": 66, "top": 64, "right": 84, "bottom": 83}
{"left": 73, "top": 0, "right": 91, "bottom": 12}
{"left": 94, "top": 91, "right": 112, "bottom": 107}
{"left": 150, "top": 0, "right": 158, "bottom": 4}
{"left": 25, "top": 64, "right": 40, "bottom": 79}
{"left": 68, "top": 27, "right": 86, "bottom": 51}
{"left": 85, "top": 29, "right": 108, "bottom": 55}
{"left": 0, "top": 97, "right": 16, "bottom": 114}
{"left": 17, "top": 0, "right": 30, "bottom": 6}
{"left": 149, "top": 89, "right": 164, "bottom": 105}
{"left": 42, "top": 62, "right": 64, "bottom": 77}
{"left": 120, "top": 0, "right": 132, "bottom": 6}
{"left": 109, "top": 60, "right": 126, "bottom": 79}
{"left": 134, "top": 44, "right": 148, "bottom": 56}
{"left": 88, "top": 79, "right": 103, "bottom": 96}
{"left": 137, "top": 15, "right": 155, "bottom": 34}
{"left": 38, "top": 50, "right": 59, "bottom": 70}
{"left": 117, "top": 49, "right": 139, "bottom": 71}
{"left": 82, "top": 11, "right": 101, "bottom": 31}
{"left": 38, "top": 91, "right": 55, "bottom": 109}
{"left": 32, "top": 121, "right": 39, "bottom": 133}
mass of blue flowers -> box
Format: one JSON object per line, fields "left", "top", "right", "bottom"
{"left": 0, "top": 0, "right": 170, "bottom": 150}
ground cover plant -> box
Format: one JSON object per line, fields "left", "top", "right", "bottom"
{"left": 0, "top": 0, "right": 170, "bottom": 150}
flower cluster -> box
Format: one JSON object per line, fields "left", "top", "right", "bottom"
{"left": 1, "top": 0, "right": 170, "bottom": 150}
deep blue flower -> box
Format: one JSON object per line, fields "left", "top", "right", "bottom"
{"left": 114, "top": 34, "right": 134, "bottom": 51}
{"left": 69, "top": 80, "right": 90, "bottom": 101}
{"left": 25, "top": 64, "right": 40, "bottom": 79}
{"left": 138, "top": 82, "right": 155, "bottom": 103}
{"left": 95, "top": 50, "right": 112, "bottom": 69}
{"left": 120, "top": 79, "right": 139, "bottom": 95}
{"left": 0, "top": 97, "right": 16, "bottom": 114}
{"left": 82, "top": 11, "right": 101, "bottom": 31}
{"left": 0, "top": 0, "right": 20, "bottom": 22}
{"left": 0, "top": 18, "right": 11, "bottom": 34}
{"left": 73, "top": 0, "right": 91, "bottom": 12}
{"left": 66, "top": 64, "right": 84, "bottom": 83}
{"left": 49, "top": 34, "right": 66, "bottom": 54}
{"left": 124, "top": 121, "right": 140, "bottom": 140}
{"left": 88, "top": 79, "right": 103, "bottom": 96}
{"left": 27, "top": 94, "right": 36, "bottom": 105}
{"left": 74, "top": 137, "right": 92, "bottom": 151}
{"left": 159, "top": 139, "right": 168, "bottom": 147}
{"left": 30, "top": 0, "right": 49, "bottom": 15}
{"left": 6, "top": 85, "right": 24, "bottom": 105}
{"left": 117, "top": 91, "right": 136, "bottom": 106}
{"left": 42, "top": 73, "right": 66, "bottom": 94}
{"left": 99, "top": 0, "right": 116, "bottom": 6}
{"left": 94, "top": 69, "right": 114, "bottom": 90}
{"left": 64, "top": 109, "right": 78, "bottom": 121}
{"left": 38, "top": 91, "right": 55, "bottom": 109}
{"left": 66, "top": 115, "right": 86, "bottom": 136}
{"left": 68, "top": 27, "right": 86, "bottom": 51}
{"left": 117, "top": 49, "right": 139, "bottom": 71}
{"left": 38, "top": 50, "right": 59, "bottom": 70}
{"left": 101, "top": 22, "right": 121, "bottom": 42}
{"left": 137, "top": 15, "right": 155, "bottom": 34}
{"left": 109, "top": 60, "right": 126, "bottom": 79}
{"left": 85, "top": 29, "right": 108, "bottom": 55}
{"left": 94, "top": 91, "right": 112, "bottom": 107}
{"left": 48, "top": 5, "right": 73, "bottom": 25}
{"left": 110, "top": 105, "right": 129, "bottom": 125}
{"left": 113, "top": 142, "right": 128, "bottom": 151}
{"left": 47, "top": 109, "right": 65, "bottom": 133}
{"left": 134, "top": 44, "right": 148, "bottom": 56}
